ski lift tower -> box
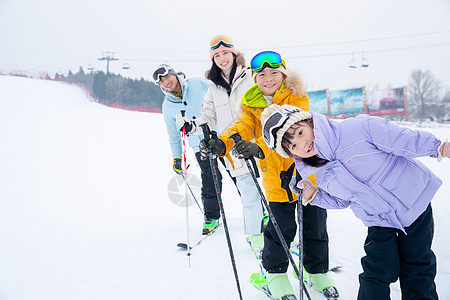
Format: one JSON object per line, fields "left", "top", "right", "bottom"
{"left": 98, "top": 51, "right": 119, "bottom": 74}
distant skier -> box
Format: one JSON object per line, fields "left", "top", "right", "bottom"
{"left": 176, "top": 35, "right": 265, "bottom": 255}
{"left": 261, "top": 103, "right": 450, "bottom": 300}
{"left": 153, "top": 64, "right": 222, "bottom": 234}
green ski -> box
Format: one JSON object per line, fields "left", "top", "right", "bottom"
{"left": 250, "top": 272, "right": 277, "bottom": 299}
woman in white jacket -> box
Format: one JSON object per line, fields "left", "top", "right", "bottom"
{"left": 177, "top": 35, "right": 265, "bottom": 251}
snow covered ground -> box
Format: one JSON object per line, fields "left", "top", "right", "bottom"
{"left": 0, "top": 75, "right": 449, "bottom": 300}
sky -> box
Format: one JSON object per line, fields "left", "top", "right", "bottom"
{"left": 1, "top": 0, "right": 450, "bottom": 91}
{"left": 1, "top": 75, "right": 450, "bottom": 299}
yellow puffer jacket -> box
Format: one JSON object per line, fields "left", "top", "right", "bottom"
{"left": 219, "top": 70, "right": 315, "bottom": 203}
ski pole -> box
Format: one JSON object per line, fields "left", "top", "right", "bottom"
{"left": 180, "top": 171, "right": 204, "bottom": 215}
{"left": 177, "top": 223, "right": 222, "bottom": 251}
{"left": 200, "top": 123, "right": 243, "bottom": 300}
{"left": 230, "top": 133, "right": 311, "bottom": 300}
{"left": 180, "top": 111, "right": 204, "bottom": 216}
{"left": 296, "top": 189, "right": 304, "bottom": 300}
{"left": 181, "top": 110, "right": 191, "bottom": 267}
{"left": 289, "top": 169, "right": 305, "bottom": 299}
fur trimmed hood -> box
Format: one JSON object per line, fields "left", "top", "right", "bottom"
{"left": 205, "top": 52, "right": 246, "bottom": 78}
{"left": 283, "top": 70, "right": 306, "bottom": 96}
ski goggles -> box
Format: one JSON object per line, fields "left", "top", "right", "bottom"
{"left": 262, "top": 107, "right": 303, "bottom": 150}
{"left": 152, "top": 65, "right": 175, "bottom": 83}
{"left": 210, "top": 35, "right": 234, "bottom": 50}
{"left": 250, "top": 51, "right": 286, "bottom": 73}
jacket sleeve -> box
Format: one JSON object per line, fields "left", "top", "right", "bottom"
{"left": 366, "top": 116, "right": 441, "bottom": 158}
{"left": 218, "top": 108, "right": 258, "bottom": 155}
{"left": 310, "top": 164, "right": 354, "bottom": 210}
{"left": 163, "top": 105, "right": 182, "bottom": 158}
{"left": 191, "top": 86, "right": 217, "bottom": 136}
{"left": 311, "top": 190, "right": 351, "bottom": 210}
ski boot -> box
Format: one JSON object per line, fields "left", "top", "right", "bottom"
{"left": 306, "top": 270, "right": 339, "bottom": 299}
{"left": 202, "top": 218, "right": 219, "bottom": 235}
{"left": 266, "top": 272, "right": 297, "bottom": 300}
{"left": 247, "top": 234, "right": 264, "bottom": 259}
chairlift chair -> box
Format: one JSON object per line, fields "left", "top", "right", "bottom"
{"left": 122, "top": 61, "right": 130, "bottom": 70}
{"left": 348, "top": 54, "right": 357, "bottom": 68}
{"left": 361, "top": 53, "right": 369, "bottom": 68}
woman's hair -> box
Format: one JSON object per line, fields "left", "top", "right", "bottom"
{"left": 207, "top": 54, "right": 237, "bottom": 95}
{"left": 281, "top": 119, "right": 329, "bottom": 167}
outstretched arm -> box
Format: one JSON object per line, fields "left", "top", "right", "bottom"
{"left": 367, "top": 116, "right": 442, "bottom": 159}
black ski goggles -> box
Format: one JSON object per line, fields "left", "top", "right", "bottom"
{"left": 152, "top": 65, "right": 174, "bottom": 83}
{"left": 262, "top": 107, "right": 303, "bottom": 150}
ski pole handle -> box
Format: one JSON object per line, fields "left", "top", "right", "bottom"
{"left": 230, "top": 132, "right": 242, "bottom": 144}
{"left": 181, "top": 110, "right": 186, "bottom": 117}
{"left": 200, "top": 123, "right": 211, "bottom": 142}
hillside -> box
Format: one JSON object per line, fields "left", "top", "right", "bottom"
{"left": 0, "top": 75, "right": 449, "bottom": 299}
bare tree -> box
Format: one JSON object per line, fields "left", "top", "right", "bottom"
{"left": 408, "top": 69, "right": 441, "bottom": 122}
{"left": 443, "top": 91, "right": 450, "bottom": 104}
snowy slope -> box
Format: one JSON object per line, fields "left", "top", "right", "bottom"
{"left": 0, "top": 75, "right": 449, "bottom": 300}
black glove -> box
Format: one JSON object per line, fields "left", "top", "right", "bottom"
{"left": 176, "top": 113, "right": 195, "bottom": 133}
{"left": 173, "top": 157, "right": 183, "bottom": 174}
{"left": 199, "top": 137, "right": 226, "bottom": 160}
{"left": 232, "top": 140, "right": 265, "bottom": 159}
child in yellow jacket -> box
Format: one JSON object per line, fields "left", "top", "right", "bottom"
{"left": 199, "top": 51, "right": 337, "bottom": 300}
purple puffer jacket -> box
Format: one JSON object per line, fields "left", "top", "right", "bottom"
{"left": 295, "top": 112, "right": 442, "bottom": 232}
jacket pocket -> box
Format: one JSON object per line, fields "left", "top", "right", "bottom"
{"left": 379, "top": 157, "right": 430, "bottom": 208}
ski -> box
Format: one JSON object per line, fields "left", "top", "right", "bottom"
{"left": 177, "top": 223, "right": 222, "bottom": 251}
{"left": 289, "top": 249, "right": 341, "bottom": 299}
{"left": 247, "top": 240, "right": 298, "bottom": 300}
{"left": 248, "top": 236, "right": 341, "bottom": 299}
{"left": 251, "top": 272, "right": 304, "bottom": 300}
{"left": 247, "top": 238, "right": 275, "bottom": 299}
{"left": 251, "top": 272, "right": 277, "bottom": 299}
{"left": 246, "top": 239, "right": 265, "bottom": 273}
{"left": 290, "top": 248, "right": 343, "bottom": 273}
{"left": 322, "top": 287, "right": 340, "bottom": 300}
{"left": 300, "top": 277, "right": 340, "bottom": 300}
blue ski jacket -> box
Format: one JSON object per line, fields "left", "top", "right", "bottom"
{"left": 161, "top": 73, "right": 210, "bottom": 158}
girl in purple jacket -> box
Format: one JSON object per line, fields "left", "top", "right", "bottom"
{"left": 259, "top": 104, "right": 450, "bottom": 300}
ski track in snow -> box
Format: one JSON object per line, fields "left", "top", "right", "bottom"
{"left": 0, "top": 75, "right": 449, "bottom": 300}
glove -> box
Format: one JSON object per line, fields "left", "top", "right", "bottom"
{"left": 175, "top": 113, "right": 195, "bottom": 134}
{"left": 232, "top": 140, "right": 265, "bottom": 159}
{"left": 199, "top": 137, "right": 226, "bottom": 160}
{"left": 438, "top": 139, "right": 449, "bottom": 162}
{"left": 173, "top": 157, "right": 183, "bottom": 174}
{"left": 297, "top": 179, "right": 318, "bottom": 206}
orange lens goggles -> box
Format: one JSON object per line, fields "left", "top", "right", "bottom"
{"left": 210, "top": 35, "right": 233, "bottom": 50}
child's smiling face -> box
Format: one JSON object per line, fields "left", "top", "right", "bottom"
{"left": 286, "top": 123, "right": 317, "bottom": 158}
{"left": 255, "top": 69, "right": 285, "bottom": 96}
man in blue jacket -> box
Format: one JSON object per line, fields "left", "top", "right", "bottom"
{"left": 153, "top": 64, "right": 221, "bottom": 234}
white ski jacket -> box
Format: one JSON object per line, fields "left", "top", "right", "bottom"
{"left": 192, "top": 55, "right": 254, "bottom": 177}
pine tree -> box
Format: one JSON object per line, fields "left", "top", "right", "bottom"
{"left": 93, "top": 72, "right": 108, "bottom": 100}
